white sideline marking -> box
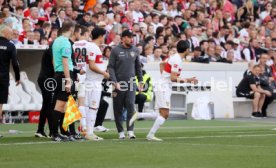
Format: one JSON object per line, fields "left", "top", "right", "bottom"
{"left": 1, "top": 133, "right": 276, "bottom": 146}
{"left": 1, "top": 125, "right": 276, "bottom": 134}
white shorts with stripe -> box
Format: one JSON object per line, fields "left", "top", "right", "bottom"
{"left": 85, "top": 81, "right": 102, "bottom": 109}
{"left": 154, "top": 80, "right": 172, "bottom": 109}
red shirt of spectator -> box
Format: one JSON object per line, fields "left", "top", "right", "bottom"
{"left": 222, "top": 0, "right": 235, "bottom": 18}
{"left": 271, "top": 64, "right": 276, "bottom": 81}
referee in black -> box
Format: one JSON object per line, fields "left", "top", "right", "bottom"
{"left": 51, "top": 21, "right": 75, "bottom": 142}
{"left": 0, "top": 25, "right": 20, "bottom": 137}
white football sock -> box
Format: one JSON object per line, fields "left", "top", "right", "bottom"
{"left": 147, "top": 115, "right": 166, "bottom": 137}
{"left": 79, "top": 106, "right": 86, "bottom": 130}
{"left": 86, "top": 108, "right": 97, "bottom": 136}
{"left": 138, "top": 112, "right": 158, "bottom": 119}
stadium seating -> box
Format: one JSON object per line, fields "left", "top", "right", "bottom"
{"left": 2, "top": 73, "right": 42, "bottom": 123}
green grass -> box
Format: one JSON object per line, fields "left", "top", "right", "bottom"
{"left": 1, "top": 119, "right": 276, "bottom": 168}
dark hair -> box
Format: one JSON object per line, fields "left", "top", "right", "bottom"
{"left": 177, "top": 40, "right": 190, "bottom": 53}
{"left": 61, "top": 21, "right": 75, "bottom": 33}
{"left": 91, "top": 27, "right": 106, "bottom": 40}
{"left": 153, "top": 47, "right": 161, "bottom": 52}
{"left": 1, "top": 5, "right": 9, "bottom": 11}
{"left": 159, "top": 15, "right": 167, "bottom": 22}
{"left": 156, "top": 26, "right": 164, "bottom": 37}
{"left": 92, "top": 13, "right": 99, "bottom": 19}
{"left": 79, "top": 26, "right": 88, "bottom": 36}
{"left": 103, "top": 46, "right": 112, "bottom": 56}
{"left": 83, "top": 12, "right": 91, "bottom": 17}
{"left": 16, "top": 6, "right": 24, "bottom": 11}
{"left": 74, "top": 24, "right": 81, "bottom": 33}
{"left": 144, "top": 36, "right": 154, "bottom": 43}
{"left": 199, "top": 40, "right": 208, "bottom": 46}
{"left": 194, "top": 46, "right": 201, "bottom": 52}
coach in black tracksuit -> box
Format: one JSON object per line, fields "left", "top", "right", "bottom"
{"left": 0, "top": 28, "right": 20, "bottom": 126}
{"left": 108, "top": 30, "right": 143, "bottom": 139}
{"left": 36, "top": 44, "right": 55, "bottom": 138}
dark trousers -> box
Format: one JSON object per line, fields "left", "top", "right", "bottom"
{"left": 95, "top": 98, "right": 109, "bottom": 127}
{"left": 135, "top": 94, "right": 147, "bottom": 112}
{"left": 113, "top": 85, "right": 136, "bottom": 133}
{"left": 37, "top": 77, "right": 54, "bottom": 134}
{"left": 262, "top": 93, "right": 276, "bottom": 116}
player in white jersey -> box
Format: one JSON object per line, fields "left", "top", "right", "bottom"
{"left": 129, "top": 40, "right": 198, "bottom": 141}
{"left": 72, "top": 26, "right": 90, "bottom": 136}
{"left": 84, "top": 27, "right": 109, "bottom": 141}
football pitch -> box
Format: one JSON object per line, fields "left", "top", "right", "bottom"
{"left": 1, "top": 119, "right": 276, "bottom": 168}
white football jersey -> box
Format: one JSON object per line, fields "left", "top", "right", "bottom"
{"left": 85, "top": 42, "right": 107, "bottom": 82}
{"left": 73, "top": 40, "right": 91, "bottom": 83}
{"left": 162, "top": 53, "right": 183, "bottom": 82}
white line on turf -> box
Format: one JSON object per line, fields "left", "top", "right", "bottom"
{"left": 1, "top": 125, "right": 276, "bottom": 134}
{"left": 1, "top": 133, "right": 276, "bottom": 146}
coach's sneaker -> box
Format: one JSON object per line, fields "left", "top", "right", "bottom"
{"left": 129, "top": 111, "right": 138, "bottom": 127}
{"left": 128, "top": 131, "right": 136, "bottom": 139}
{"left": 119, "top": 132, "right": 126, "bottom": 140}
{"left": 94, "top": 125, "right": 110, "bottom": 132}
{"left": 0, "top": 134, "right": 3, "bottom": 138}
{"left": 146, "top": 135, "right": 163, "bottom": 141}
{"left": 85, "top": 134, "right": 104, "bottom": 141}
{"left": 35, "top": 131, "right": 49, "bottom": 138}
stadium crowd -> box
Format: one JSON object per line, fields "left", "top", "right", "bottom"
{"left": 0, "top": 0, "right": 275, "bottom": 63}
{"left": 1, "top": 0, "right": 276, "bottom": 140}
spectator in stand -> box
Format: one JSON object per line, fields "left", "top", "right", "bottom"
{"left": 140, "top": 44, "right": 154, "bottom": 63}
{"left": 78, "top": 13, "right": 91, "bottom": 27}
{"left": 40, "top": 37, "right": 48, "bottom": 45}
{"left": 48, "top": 27, "right": 58, "bottom": 44}
{"left": 18, "top": 18, "right": 31, "bottom": 42}
{"left": 37, "top": 0, "right": 45, "bottom": 17}
{"left": 160, "top": 44, "right": 169, "bottom": 60}
{"left": 232, "top": 38, "right": 243, "bottom": 62}
{"left": 106, "top": 2, "right": 121, "bottom": 20}
{"left": 26, "top": 31, "right": 35, "bottom": 45}
{"left": 205, "top": 46, "right": 216, "bottom": 62}
{"left": 34, "top": 30, "right": 41, "bottom": 44}
{"left": 54, "top": 9, "right": 66, "bottom": 28}
{"left": 108, "top": 33, "right": 121, "bottom": 47}
{"left": 217, "top": 50, "right": 234, "bottom": 64}
{"left": 49, "top": 12, "right": 58, "bottom": 27}
{"left": 132, "top": 0, "right": 144, "bottom": 23}
{"left": 151, "top": 13, "right": 162, "bottom": 33}
{"left": 7, "top": 0, "right": 17, "bottom": 13}
{"left": 28, "top": 7, "right": 39, "bottom": 30}
{"left": 241, "top": 38, "right": 258, "bottom": 62}
{"left": 222, "top": 40, "right": 234, "bottom": 58}
{"left": 148, "top": 47, "right": 163, "bottom": 63}
{"left": 65, "top": 6, "right": 73, "bottom": 19}
{"left": 10, "top": 29, "right": 22, "bottom": 47}
{"left": 103, "top": 46, "right": 112, "bottom": 60}
{"left": 155, "top": 35, "right": 164, "bottom": 47}
{"left": 44, "top": 2, "right": 53, "bottom": 21}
